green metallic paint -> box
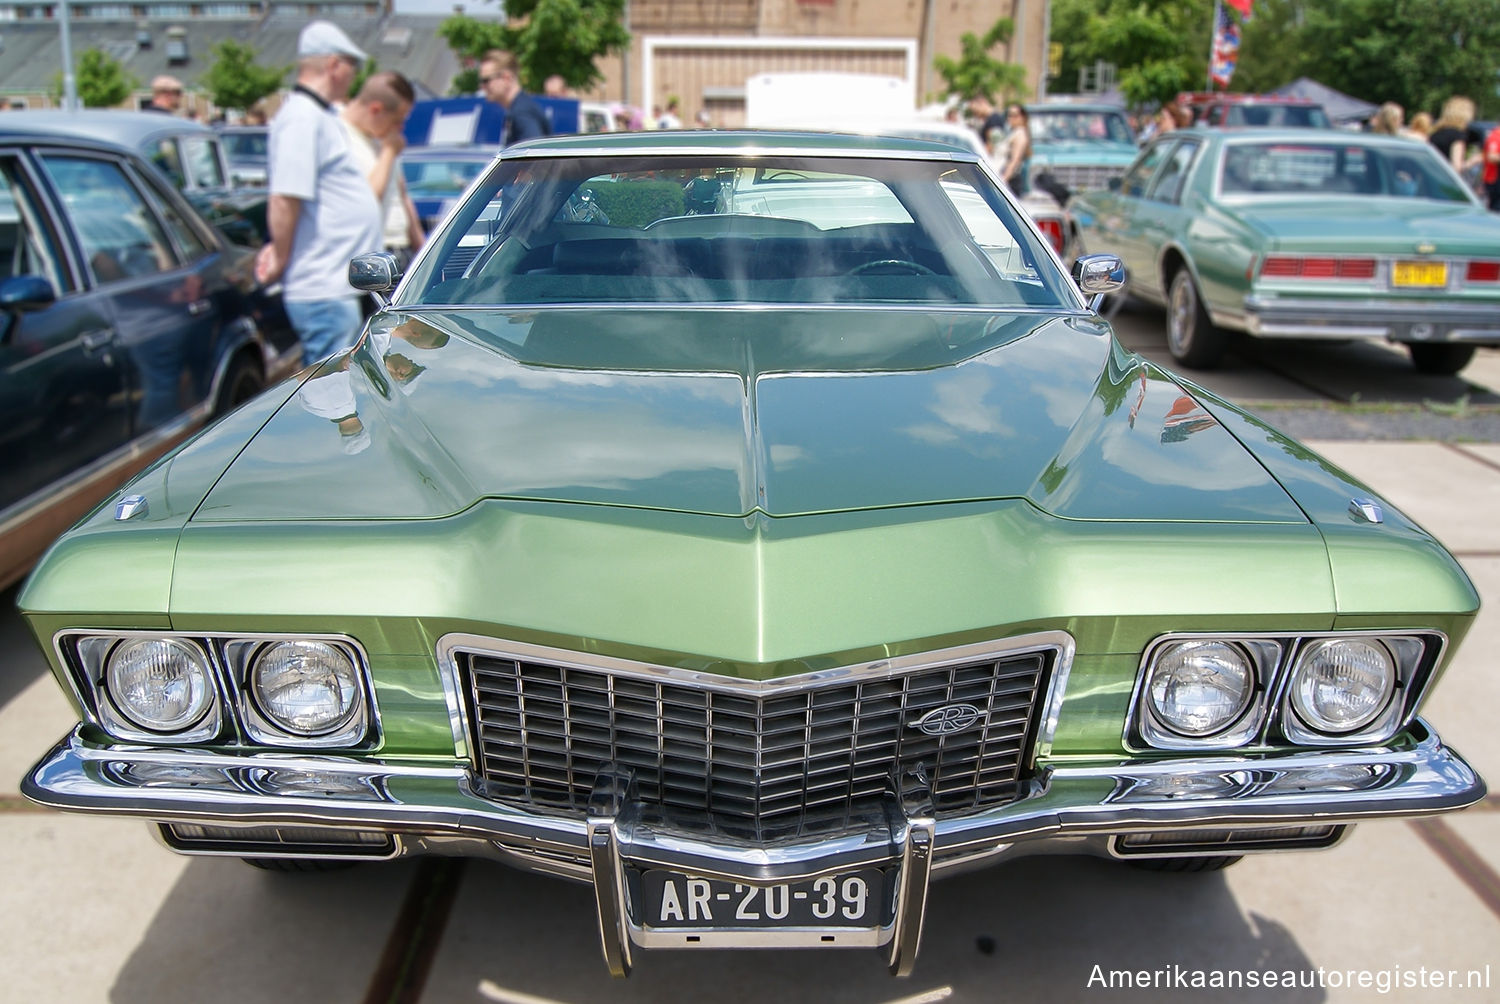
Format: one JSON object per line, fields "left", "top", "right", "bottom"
{"left": 514, "top": 131, "right": 963, "bottom": 157}
{"left": 196, "top": 308, "right": 1305, "bottom": 525}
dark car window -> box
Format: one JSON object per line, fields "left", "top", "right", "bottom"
{"left": 401, "top": 157, "right": 490, "bottom": 200}
{"left": 221, "top": 130, "right": 268, "bottom": 159}
{"left": 1147, "top": 140, "right": 1199, "bottom": 204}
{"left": 180, "top": 136, "right": 226, "bottom": 190}
{"left": 147, "top": 138, "right": 186, "bottom": 189}
{"left": 1029, "top": 110, "right": 1135, "bottom": 145}
{"left": 133, "top": 167, "right": 213, "bottom": 263}
{"left": 1120, "top": 141, "right": 1173, "bottom": 197}
{"left": 1225, "top": 105, "right": 1331, "bottom": 129}
{"left": 0, "top": 158, "right": 69, "bottom": 293}
{"left": 1220, "top": 142, "right": 1471, "bottom": 201}
{"left": 41, "top": 155, "right": 180, "bottom": 283}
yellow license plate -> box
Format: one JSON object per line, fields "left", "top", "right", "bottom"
{"left": 1393, "top": 261, "right": 1448, "bottom": 287}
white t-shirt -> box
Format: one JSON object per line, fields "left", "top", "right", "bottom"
{"left": 268, "top": 89, "right": 382, "bottom": 302}
{"left": 337, "top": 116, "right": 411, "bottom": 249}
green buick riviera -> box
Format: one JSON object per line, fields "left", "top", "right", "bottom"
{"left": 1070, "top": 128, "right": 1500, "bottom": 372}
{"left": 21, "top": 132, "right": 1486, "bottom": 976}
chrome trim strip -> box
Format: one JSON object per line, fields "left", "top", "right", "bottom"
{"left": 437, "top": 630, "right": 1072, "bottom": 700}
{"left": 0, "top": 407, "right": 205, "bottom": 538}
{"left": 25, "top": 718, "right": 1483, "bottom": 864}
{"left": 504, "top": 143, "right": 977, "bottom": 163}
{"left": 388, "top": 303, "right": 1094, "bottom": 318}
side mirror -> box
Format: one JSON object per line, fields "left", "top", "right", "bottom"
{"left": 0, "top": 274, "right": 56, "bottom": 314}
{"left": 348, "top": 251, "right": 402, "bottom": 309}
{"left": 1071, "top": 254, "right": 1126, "bottom": 311}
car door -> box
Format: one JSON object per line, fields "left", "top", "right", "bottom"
{"left": 1092, "top": 138, "right": 1177, "bottom": 289}
{"left": 0, "top": 150, "right": 129, "bottom": 521}
{"left": 1133, "top": 136, "right": 1203, "bottom": 303}
{"left": 37, "top": 150, "right": 218, "bottom": 437}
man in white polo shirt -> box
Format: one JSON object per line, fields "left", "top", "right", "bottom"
{"left": 255, "top": 20, "right": 382, "bottom": 362}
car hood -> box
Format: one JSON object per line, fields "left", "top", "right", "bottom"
{"left": 195, "top": 308, "right": 1305, "bottom": 524}
{"left": 1231, "top": 197, "right": 1496, "bottom": 251}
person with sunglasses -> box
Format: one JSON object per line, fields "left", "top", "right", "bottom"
{"left": 479, "top": 50, "right": 552, "bottom": 147}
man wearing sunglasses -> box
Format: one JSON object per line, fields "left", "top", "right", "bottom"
{"left": 478, "top": 50, "right": 552, "bottom": 147}
{"left": 256, "top": 20, "right": 383, "bottom": 362}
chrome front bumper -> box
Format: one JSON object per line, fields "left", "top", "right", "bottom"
{"left": 24, "top": 722, "right": 1485, "bottom": 975}
{"left": 1234, "top": 295, "right": 1500, "bottom": 341}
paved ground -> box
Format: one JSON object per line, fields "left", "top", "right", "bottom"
{"left": 3, "top": 323, "right": 1499, "bottom": 1002}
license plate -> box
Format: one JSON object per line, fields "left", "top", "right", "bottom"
{"left": 1393, "top": 261, "right": 1448, "bottom": 287}
{"left": 641, "top": 868, "right": 886, "bottom": 929}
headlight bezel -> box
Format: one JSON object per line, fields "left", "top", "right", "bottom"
{"left": 1130, "top": 630, "right": 1444, "bottom": 752}
{"left": 1133, "top": 638, "right": 1279, "bottom": 750}
{"left": 91, "top": 635, "right": 223, "bottom": 742}
{"left": 58, "top": 631, "right": 377, "bottom": 749}
{"left": 229, "top": 638, "right": 371, "bottom": 747}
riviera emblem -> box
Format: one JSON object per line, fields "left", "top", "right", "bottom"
{"left": 910, "top": 703, "right": 984, "bottom": 736}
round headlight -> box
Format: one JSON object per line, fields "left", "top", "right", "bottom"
{"left": 1147, "top": 641, "right": 1255, "bottom": 737}
{"left": 105, "top": 638, "right": 215, "bottom": 732}
{"left": 1290, "top": 639, "right": 1395, "bottom": 734}
{"left": 250, "top": 641, "right": 360, "bottom": 736}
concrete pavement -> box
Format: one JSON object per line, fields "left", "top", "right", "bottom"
{"left": 4, "top": 373, "right": 1500, "bottom": 1000}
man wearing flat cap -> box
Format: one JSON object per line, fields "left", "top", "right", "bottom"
{"left": 147, "top": 76, "right": 183, "bottom": 114}
{"left": 256, "top": 20, "right": 382, "bottom": 362}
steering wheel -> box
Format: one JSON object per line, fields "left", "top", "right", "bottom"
{"left": 845, "top": 258, "right": 937, "bottom": 277}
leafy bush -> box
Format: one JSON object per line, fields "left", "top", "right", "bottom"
{"left": 585, "top": 180, "right": 684, "bottom": 228}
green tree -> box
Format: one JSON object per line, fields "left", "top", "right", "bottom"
{"left": 202, "top": 40, "right": 289, "bottom": 112}
{"left": 1296, "top": 0, "right": 1500, "bottom": 117}
{"left": 57, "top": 48, "right": 136, "bottom": 108}
{"left": 1049, "top": 0, "right": 1211, "bottom": 107}
{"left": 933, "top": 18, "right": 1029, "bottom": 102}
{"left": 439, "top": 0, "right": 629, "bottom": 95}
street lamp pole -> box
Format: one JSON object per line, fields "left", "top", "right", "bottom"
{"left": 58, "top": 0, "right": 78, "bottom": 109}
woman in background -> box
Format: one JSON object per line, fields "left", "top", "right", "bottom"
{"left": 1000, "top": 104, "right": 1032, "bottom": 194}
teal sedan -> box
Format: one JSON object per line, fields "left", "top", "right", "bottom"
{"left": 21, "top": 132, "right": 1485, "bottom": 977}
{"left": 1071, "top": 128, "right": 1500, "bottom": 372}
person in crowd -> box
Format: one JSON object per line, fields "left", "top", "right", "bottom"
{"left": 542, "top": 74, "right": 568, "bottom": 98}
{"left": 1404, "top": 111, "right": 1433, "bottom": 140}
{"left": 147, "top": 76, "right": 183, "bottom": 115}
{"left": 1369, "top": 102, "right": 1404, "bottom": 136}
{"left": 657, "top": 98, "right": 682, "bottom": 129}
{"left": 1429, "top": 96, "right": 1482, "bottom": 173}
{"left": 255, "top": 20, "right": 383, "bottom": 362}
{"left": 1000, "top": 103, "right": 1032, "bottom": 194}
{"left": 1482, "top": 121, "right": 1500, "bottom": 212}
{"left": 338, "top": 71, "right": 424, "bottom": 271}
{"left": 479, "top": 50, "right": 552, "bottom": 146}
{"left": 967, "top": 94, "right": 1007, "bottom": 154}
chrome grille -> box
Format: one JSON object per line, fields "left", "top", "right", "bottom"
{"left": 1046, "top": 163, "right": 1125, "bottom": 192}
{"left": 464, "top": 646, "right": 1050, "bottom": 839}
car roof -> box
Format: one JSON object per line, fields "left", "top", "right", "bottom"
{"left": 0, "top": 109, "right": 216, "bottom": 148}
{"left": 1195, "top": 127, "right": 1430, "bottom": 148}
{"left": 509, "top": 129, "right": 972, "bottom": 159}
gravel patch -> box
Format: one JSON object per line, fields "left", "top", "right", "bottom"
{"left": 1242, "top": 404, "right": 1500, "bottom": 442}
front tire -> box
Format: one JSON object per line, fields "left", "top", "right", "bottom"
{"left": 215, "top": 351, "right": 264, "bottom": 416}
{"left": 1407, "top": 343, "right": 1476, "bottom": 376}
{"left": 1166, "top": 267, "right": 1225, "bottom": 369}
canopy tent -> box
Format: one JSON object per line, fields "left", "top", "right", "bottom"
{"left": 1268, "top": 77, "right": 1378, "bottom": 126}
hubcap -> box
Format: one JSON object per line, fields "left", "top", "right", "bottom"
{"left": 1168, "top": 274, "right": 1194, "bottom": 355}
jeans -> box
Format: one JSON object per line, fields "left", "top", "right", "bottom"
{"left": 286, "top": 297, "right": 363, "bottom": 363}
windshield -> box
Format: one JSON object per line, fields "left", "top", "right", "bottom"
{"left": 1029, "top": 110, "right": 1135, "bottom": 145}
{"left": 1220, "top": 142, "right": 1472, "bottom": 201}
{"left": 1224, "top": 104, "right": 1331, "bottom": 128}
{"left": 404, "top": 154, "right": 1073, "bottom": 309}
{"left": 401, "top": 156, "right": 491, "bottom": 199}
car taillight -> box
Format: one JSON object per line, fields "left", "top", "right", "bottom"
{"left": 1466, "top": 261, "right": 1500, "bottom": 283}
{"left": 1036, "top": 218, "right": 1064, "bottom": 254}
{"left": 1260, "top": 255, "right": 1377, "bottom": 280}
